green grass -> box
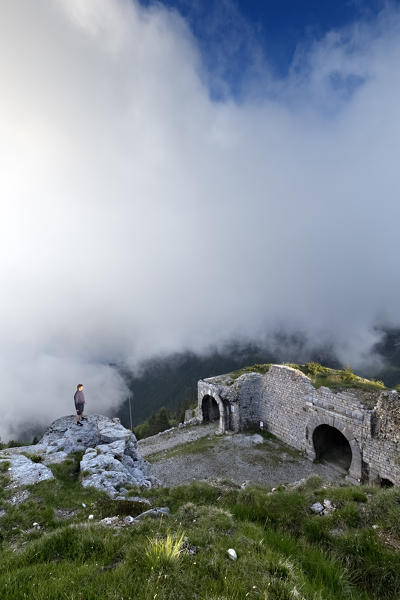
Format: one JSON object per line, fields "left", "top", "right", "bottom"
{"left": 145, "top": 529, "right": 185, "bottom": 568}
{"left": 147, "top": 434, "right": 217, "bottom": 463}
{"left": 226, "top": 361, "right": 386, "bottom": 394}
{"left": 0, "top": 460, "right": 11, "bottom": 473}
{"left": 229, "top": 363, "right": 271, "bottom": 381}
{"left": 288, "top": 363, "right": 386, "bottom": 393}
{"left": 0, "top": 457, "right": 400, "bottom": 599}
{"left": 147, "top": 429, "right": 302, "bottom": 469}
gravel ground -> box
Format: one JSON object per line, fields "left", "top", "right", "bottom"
{"left": 138, "top": 424, "right": 344, "bottom": 488}
{"left": 137, "top": 423, "right": 216, "bottom": 458}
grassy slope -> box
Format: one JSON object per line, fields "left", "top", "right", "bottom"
{"left": 0, "top": 454, "right": 400, "bottom": 599}
{"left": 229, "top": 362, "right": 385, "bottom": 394}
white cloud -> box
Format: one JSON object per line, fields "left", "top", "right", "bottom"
{"left": 0, "top": 0, "right": 399, "bottom": 439}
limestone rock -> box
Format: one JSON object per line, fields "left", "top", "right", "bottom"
{"left": 250, "top": 434, "right": 264, "bottom": 445}
{"left": 321, "top": 499, "right": 336, "bottom": 515}
{"left": 310, "top": 502, "right": 324, "bottom": 514}
{"left": 79, "top": 419, "right": 154, "bottom": 497}
{"left": 132, "top": 507, "right": 170, "bottom": 521}
{"left": 100, "top": 516, "right": 120, "bottom": 526}
{"left": 227, "top": 548, "right": 237, "bottom": 561}
{"left": 0, "top": 454, "right": 53, "bottom": 486}
{"left": 0, "top": 415, "right": 153, "bottom": 498}
{"left": 99, "top": 506, "right": 170, "bottom": 528}
{"left": 7, "top": 489, "right": 30, "bottom": 506}
{"left": 98, "top": 420, "right": 132, "bottom": 444}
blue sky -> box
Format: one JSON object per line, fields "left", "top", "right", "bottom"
{"left": 140, "top": 0, "right": 390, "bottom": 86}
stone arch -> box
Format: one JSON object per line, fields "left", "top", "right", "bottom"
{"left": 313, "top": 424, "right": 352, "bottom": 472}
{"left": 202, "top": 395, "right": 219, "bottom": 422}
{"left": 201, "top": 393, "right": 227, "bottom": 433}
{"left": 380, "top": 477, "right": 394, "bottom": 488}
{"left": 222, "top": 398, "right": 232, "bottom": 431}
{"left": 307, "top": 415, "right": 362, "bottom": 483}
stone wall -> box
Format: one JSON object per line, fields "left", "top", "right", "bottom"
{"left": 197, "top": 364, "right": 400, "bottom": 486}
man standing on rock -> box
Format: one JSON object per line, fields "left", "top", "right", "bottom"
{"left": 74, "top": 384, "right": 86, "bottom": 426}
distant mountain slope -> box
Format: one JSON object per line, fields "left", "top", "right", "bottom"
{"left": 116, "top": 339, "right": 341, "bottom": 428}
{"left": 117, "top": 328, "right": 400, "bottom": 430}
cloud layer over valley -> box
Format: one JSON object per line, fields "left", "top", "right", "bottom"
{"left": 1, "top": 0, "right": 400, "bottom": 439}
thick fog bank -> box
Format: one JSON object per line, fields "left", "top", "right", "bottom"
{"left": 1, "top": 1, "right": 400, "bottom": 440}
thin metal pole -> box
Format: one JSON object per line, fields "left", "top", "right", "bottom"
{"left": 128, "top": 394, "right": 133, "bottom": 431}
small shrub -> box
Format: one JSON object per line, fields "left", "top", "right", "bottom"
{"left": 342, "top": 367, "right": 356, "bottom": 383}
{"left": 30, "top": 455, "right": 43, "bottom": 463}
{"left": 195, "top": 505, "right": 234, "bottom": 532}
{"left": 176, "top": 502, "right": 198, "bottom": 524}
{"left": 0, "top": 461, "right": 10, "bottom": 473}
{"left": 145, "top": 530, "right": 185, "bottom": 568}
{"left": 338, "top": 504, "right": 362, "bottom": 528}
{"left": 305, "top": 362, "right": 327, "bottom": 377}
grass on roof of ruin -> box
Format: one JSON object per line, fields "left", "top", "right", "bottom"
{"left": 228, "top": 363, "right": 272, "bottom": 381}
{"left": 1, "top": 460, "right": 400, "bottom": 599}
{"left": 289, "top": 363, "right": 386, "bottom": 392}
{"left": 227, "top": 361, "right": 385, "bottom": 392}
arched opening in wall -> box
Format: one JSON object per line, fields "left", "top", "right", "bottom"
{"left": 380, "top": 478, "right": 394, "bottom": 488}
{"left": 222, "top": 399, "right": 232, "bottom": 430}
{"left": 202, "top": 395, "right": 220, "bottom": 423}
{"left": 313, "top": 425, "right": 352, "bottom": 472}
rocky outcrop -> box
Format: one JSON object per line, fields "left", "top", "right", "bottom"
{"left": 1, "top": 414, "right": 155, "bottom": 497}
{"left": 80, "top": 433, "right": 153, "bottom": 497}
{"left": 0, "top": 454, "right": 54, "bottom": 487}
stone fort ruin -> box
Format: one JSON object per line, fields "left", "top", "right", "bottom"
{"left": 196, "top": 364, "right": 400, "bottom": 486}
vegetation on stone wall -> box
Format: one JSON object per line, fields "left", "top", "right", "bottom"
{"left": 229, "top": 363, "right": 272, "bottom": 380}
{"left": 226, "top": 361, "right": 386, "bottom": 392}
{"left": 294, "top": 363, "right": 386, "bottom": 392}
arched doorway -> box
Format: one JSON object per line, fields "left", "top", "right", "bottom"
{"left": 380, "top": 478, "right": 394, "bottom": 488}
{"left": 202, "top": 395, "right": 220, "bottom": 423}
{"left": 313, "top": 424, "right": 352, "bottom": 472}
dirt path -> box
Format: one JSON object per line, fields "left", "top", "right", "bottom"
{"left": 138, "top": 424, "right": 344, "bottom": 488}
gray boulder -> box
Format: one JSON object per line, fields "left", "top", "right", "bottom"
{"left": 0, "top": 454, "right": 53, "bottom": 486}
{"left": 310, "top": 502, "right": 324, "bottom": 514}
{"left": 98, "top": 420, "right": 132, "bottom": 444}
{"left": 80, "top": 430, "right": 154, "bottom": 497}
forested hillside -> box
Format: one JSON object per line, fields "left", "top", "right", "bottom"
{"left": 117, "top": 328, "right": 400, "bottom": 433}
